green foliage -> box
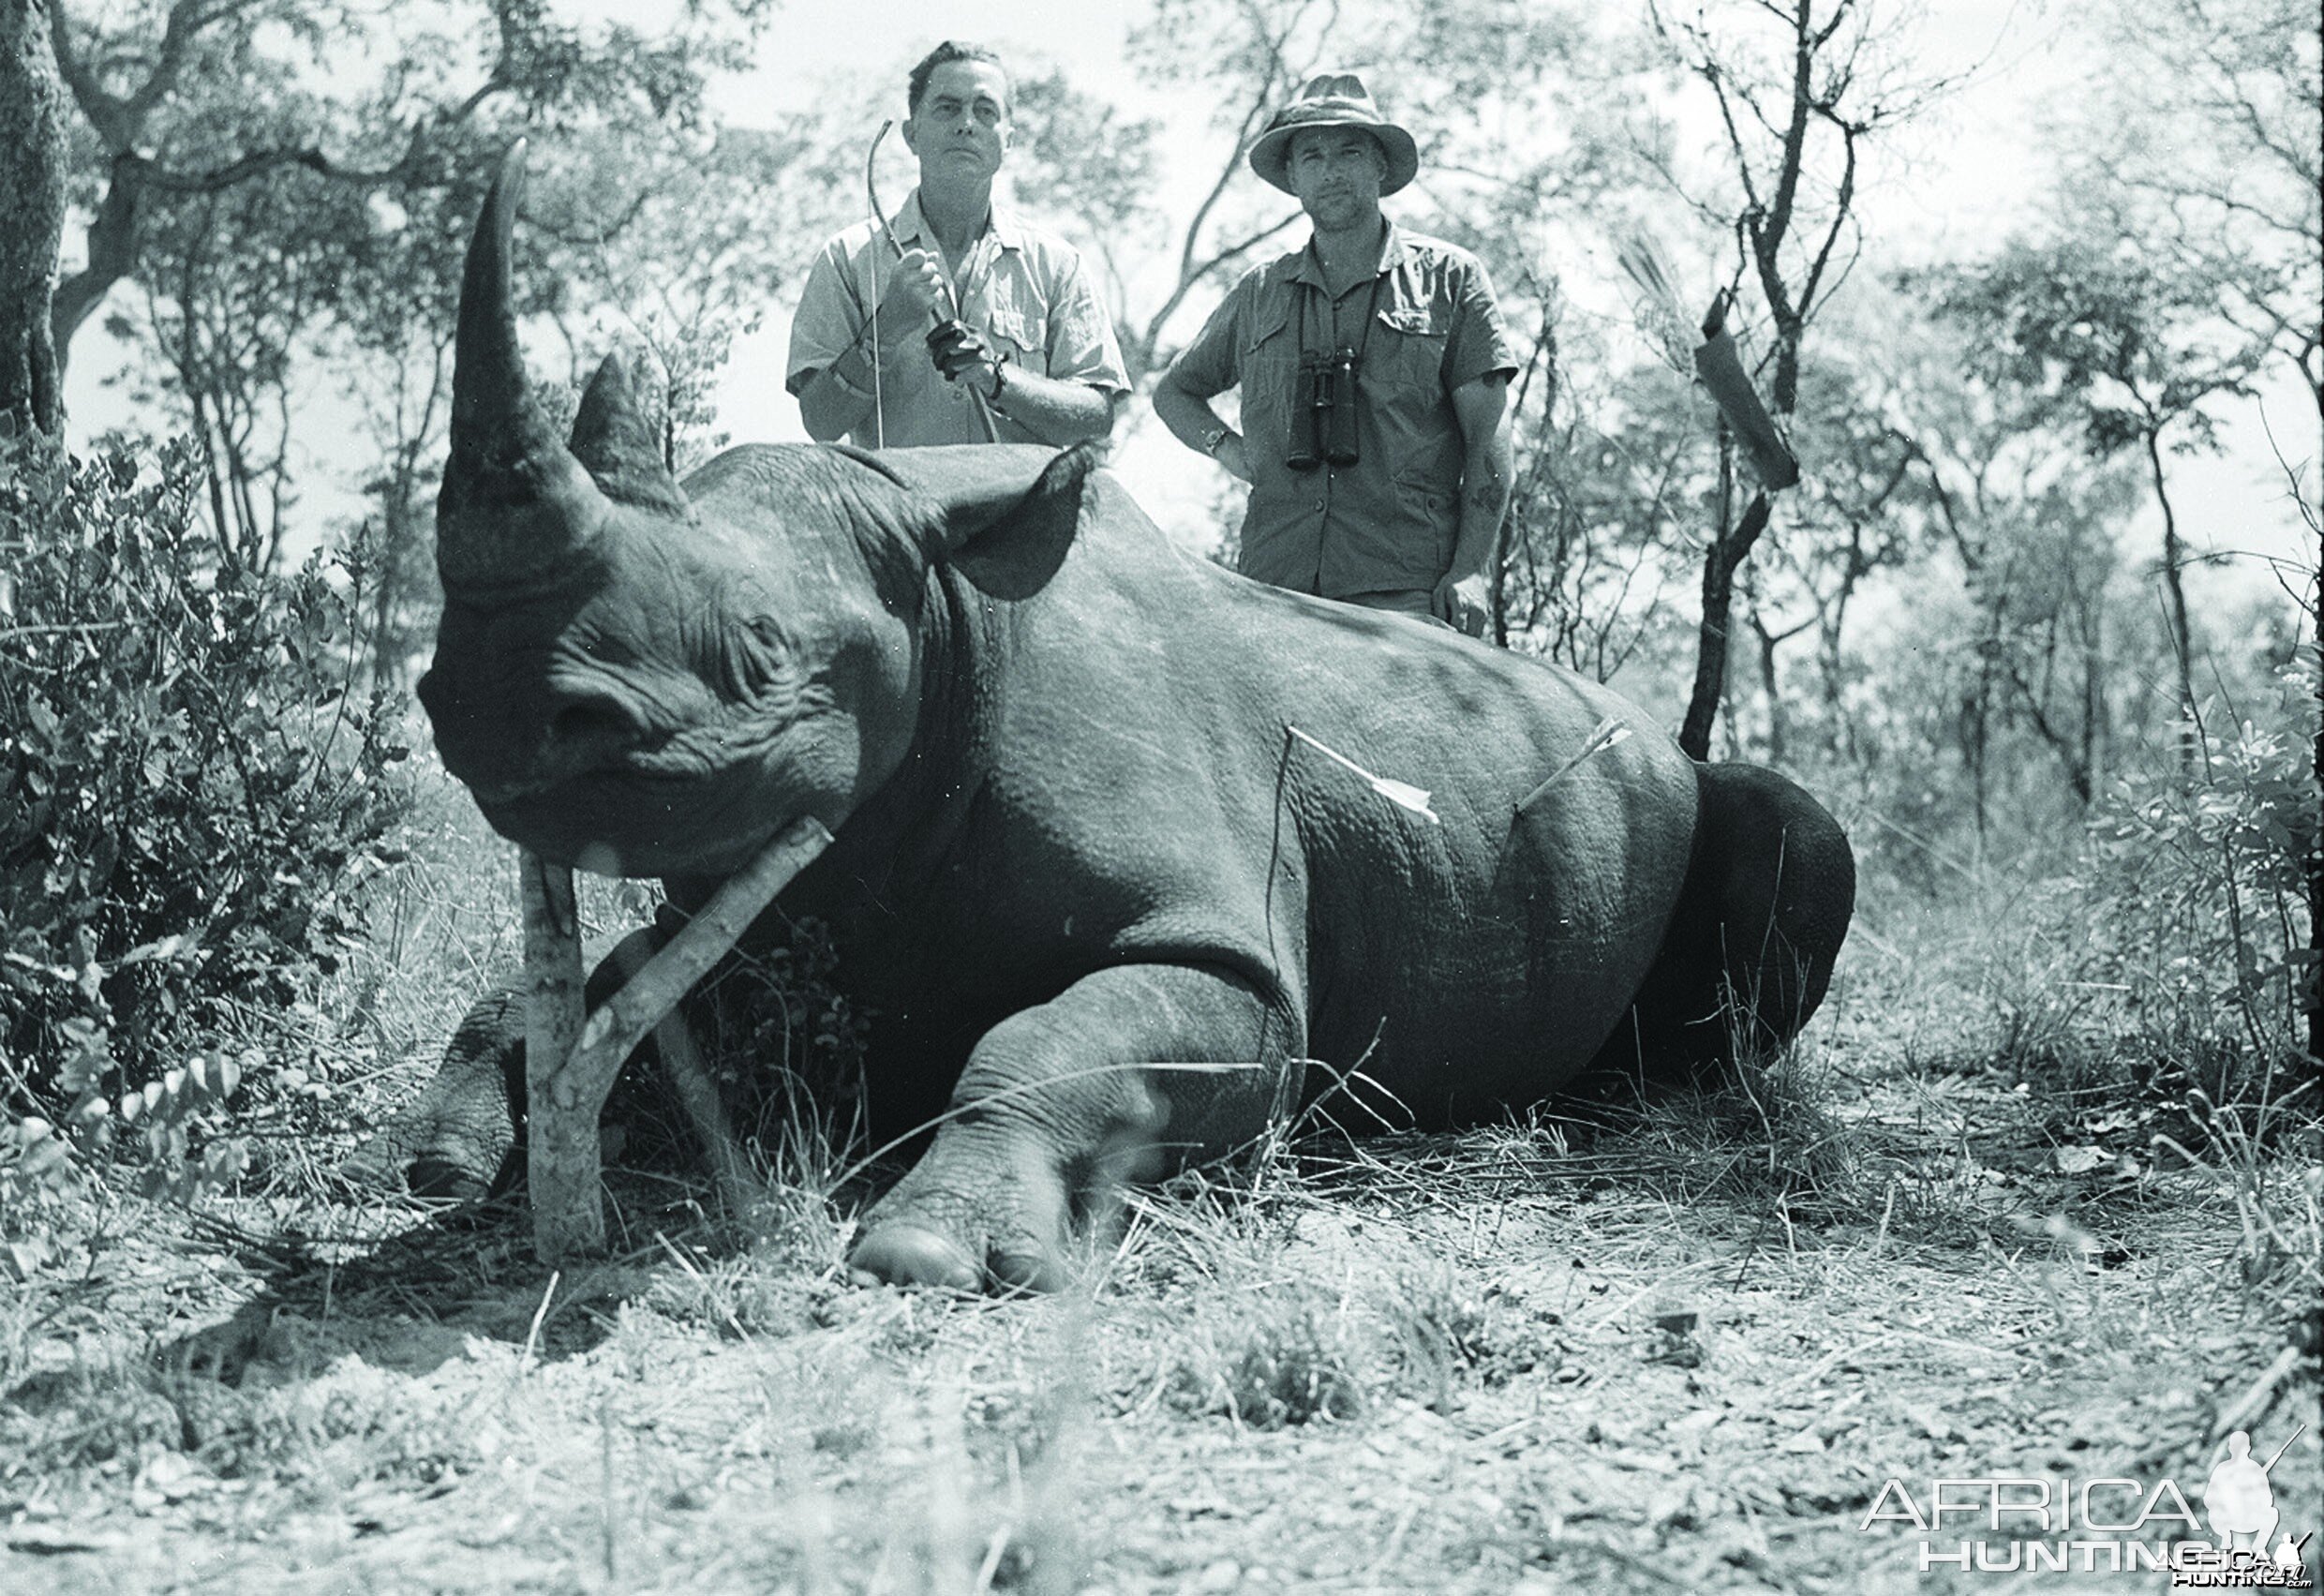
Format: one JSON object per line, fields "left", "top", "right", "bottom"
{"left": 2081, "top": 696, "right": 2317, "bottom": 1093}
{"left": 2066, "top": 0, "right": 2322, "bottom": 408}
{"left": 1930, "top": 240, "right": 2265, "bottom": 457}
{"left": 1939, "top": 679, "right": 2318, "bottom": 1112}
{"left": 0, "top": 433, "right": 414, "bottom": 1201}
{"left": 529, "top": 122, "right": 853, "bottom": 474}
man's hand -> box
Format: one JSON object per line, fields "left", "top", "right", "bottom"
{"left": 1432, "top": 571, "right": 1492, "bottom": 638}
{"left": 1214, "top": 433, "right": 1252, "bottom": 485}
{"left": 925, "top": 321, "right": 1003, "bottom": 395}
{"left": 1446, "top": 373, "right": 1512, "bottom": 644}
{"left": 878, "top": 248, "right": 950, "bottom": 335}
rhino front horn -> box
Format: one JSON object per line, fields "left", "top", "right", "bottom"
{"left": 437, "top": 141, "right": 609, "bottom": 590}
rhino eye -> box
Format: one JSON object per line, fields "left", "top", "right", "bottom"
{"left": 720, "top": 617, "right": 791, "bottom": 699}
{"left": 575, "top": 627, "right": 640, "bottom": 668}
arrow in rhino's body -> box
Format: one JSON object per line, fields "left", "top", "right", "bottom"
{"left": 1285, "top": 724, "right": 1440, "bottom": 824}
{"left": 1515, "top": 719, "right": 1634, "bottom": 814}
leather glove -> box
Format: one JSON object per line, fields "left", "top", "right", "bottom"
{"left": 926, "top": 320, "right": 1000, "bottom": 384}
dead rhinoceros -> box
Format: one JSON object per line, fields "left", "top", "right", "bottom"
{"left": 384, "top": 148, "right": 1855, "bottom": 1290}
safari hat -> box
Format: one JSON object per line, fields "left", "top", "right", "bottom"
{"left": 1247, "top": 72, "right": 1420, "bottom": 197}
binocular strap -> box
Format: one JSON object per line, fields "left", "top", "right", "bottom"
{"left": 1298, "top": 264, "right": 1387, "bottom": 370}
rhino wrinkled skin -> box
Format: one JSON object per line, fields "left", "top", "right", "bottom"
{"left": 383, "top": 148, "right": 1855, "bottom": 1291}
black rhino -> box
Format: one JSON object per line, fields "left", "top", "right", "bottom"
{"left": 382, "top": 149, "right": 1855, "bottom": 1290}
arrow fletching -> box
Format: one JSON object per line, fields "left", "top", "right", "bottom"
{"left": 1286, "top": 725, "right": 1441, "bottom": 825}
{"left": 1616, "top": 231, "right": 1694, "bottom": 372}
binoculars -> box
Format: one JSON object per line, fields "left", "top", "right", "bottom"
{"left": 1287, "top": 347, "right": 1361, "bottom": 470}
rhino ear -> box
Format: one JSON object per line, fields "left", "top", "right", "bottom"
{"left": 838, "top": 442, "right": 1099, "bottom": 598}
{"left": 569, "top": 353, "right": 689, "bottom": 515}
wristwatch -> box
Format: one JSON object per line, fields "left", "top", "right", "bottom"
{"left": 1200, "top": 425, "right": 1232, "bottom": 456}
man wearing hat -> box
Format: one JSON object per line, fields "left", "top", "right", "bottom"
{"left": 1154, "top": 72, "right": 1517, "bottom": 634}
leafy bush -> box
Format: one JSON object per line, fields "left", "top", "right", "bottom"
{"left": 2082, "top": 699, "right": 2317, "bottom": 1099}
{"left": 1877, "top": 674, "right": 2316, "bottom": 1139}
{"left": 1, "top": 433, "right": 414, "bottom": 1197}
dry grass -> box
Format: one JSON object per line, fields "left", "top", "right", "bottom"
{"left": 4, "top": 786, "right": 2318, "bottom": 1592}
{"left": 6, "top": 1108, "right": 2317, "bottom": 1592}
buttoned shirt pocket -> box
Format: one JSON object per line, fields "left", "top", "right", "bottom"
{"left": 985, "top": 290, "right": 1050, "bottom": 377}
{"left": 1375, "top": 303, "right": 1449, "bottom": 393}
{"left": 1242, "top": 303, "right": 1298, "bottom": 462}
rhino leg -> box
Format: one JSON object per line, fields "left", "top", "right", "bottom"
{"left": 849, "top": 962, "right": 1291, "bottom": 1292}
{"left": 344, "top": 983, "right": 529, "bottom": 1198}
{"left": 347, "top": 930, "right": 678, "bottom": 1198}
{"left": 1588, "top": 762, "right": 1855, "bottom": 1084}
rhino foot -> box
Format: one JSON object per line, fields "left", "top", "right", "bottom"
{"left": 340, "top": 984, "right": 527, "bottom": 1199}
{"left": 848, "top": 1130, "right": 1070, "bottom": 1293}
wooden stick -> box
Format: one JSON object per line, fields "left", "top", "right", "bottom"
{"left": 521, "top": 818, "right": 834, "bottom": 1261}
{"left": 605, "top": 930, "right": 757, "bottom": 1221}
{"left": 521, "top": 851, "right": 592, "bottom": 1260}
{"left": 571, "top": 818, "right": 834, "bottom": 1081}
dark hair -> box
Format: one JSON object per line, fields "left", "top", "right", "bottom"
{"left": 908, "top": 41, "right": 1007, "bottom": 115}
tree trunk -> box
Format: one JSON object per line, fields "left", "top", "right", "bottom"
{"left": 1680, "top": 431, "right": 1775, "bottom": 761}
{"left": 2145, "top": 427, "right": 2198, "bottom": 774}
{"left": 1750, "top": 603, "right": 1786, "bottom": 767}
{"left": 50, "top": 157, "right": 148, "bottom": 374}
{"left": 2079, "top": 592, "right": 2105, "bottom": 800}
{"left": 368, "top": 451, "right": 427, "bottom": 694}
{"left": 1680, "top": 434, "right": 1735, "bottom": 761}
{"left": 2309, "top": 518, "right": 2322, "bottom": 1079}
{"left": 0, "top": 0, "right": 68, "bottom": 436}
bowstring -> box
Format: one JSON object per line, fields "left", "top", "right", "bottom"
{"left": 867, "top": 242, "right": 885, "bottom": 448}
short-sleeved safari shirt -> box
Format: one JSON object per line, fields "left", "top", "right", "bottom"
{"left": 785, "top": 192, "right": 1128, "bottom": 449}
{"left": 1166, "top": 223, "right": 1518, "bottom": 599}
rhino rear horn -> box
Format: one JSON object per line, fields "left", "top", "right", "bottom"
{"left": 570, "top": 353, "right": 689, "bottom": 515}
{"left": 437, "top": 142, "right": 610, "bottom": 589}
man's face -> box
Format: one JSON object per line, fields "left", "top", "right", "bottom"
{"left": 1286, "top": 127, "right": 1387, "bottom": 233}
{"left": 904, "top": 60, "right": 1011, "bottom": 192}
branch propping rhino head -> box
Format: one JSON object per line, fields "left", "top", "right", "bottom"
{"left": 437, "top": 142, "right": 618, "bottom": 591}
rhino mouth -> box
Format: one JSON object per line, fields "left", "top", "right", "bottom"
{"left": 476, "top": 764, "right": 811, "bottom": 879}
{"left": 452, "top": 746, "right": 691, "bottom": 812}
